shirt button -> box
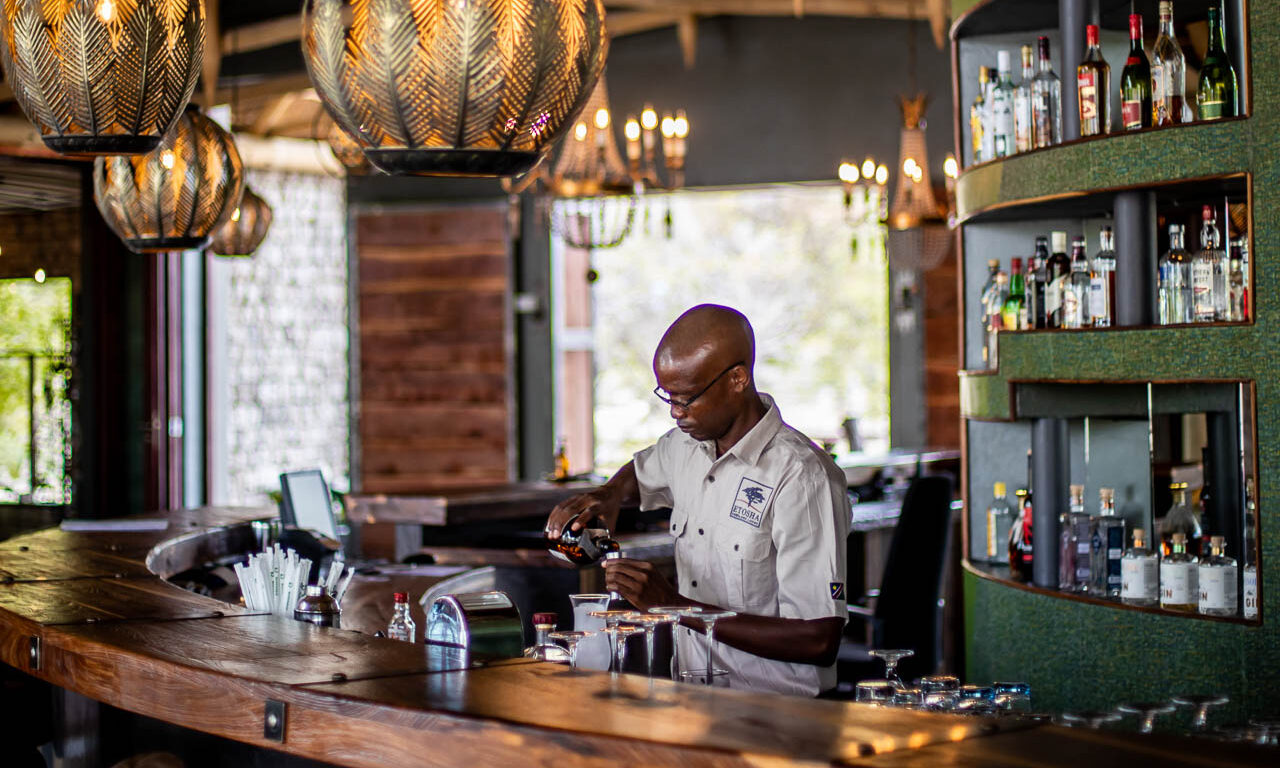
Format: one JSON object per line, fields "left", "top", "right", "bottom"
{"left": 734, "top": 543, "right": 740, "bottom": 551}
{"left": 698, "top": 528, "right": 704, "bottom": 535}
{"left": 671, "top": 523, "right": 677, "bottom": 531}
{"left": 692, "top": 580, "right": 698, "bottom": 587}
{"left": 707, "top": 475, "right": 716, "bottom": 483}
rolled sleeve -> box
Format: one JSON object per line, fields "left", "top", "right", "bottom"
{"left": 633, "top": 430, "right": 677, "bottom": 511}
{"left": 771, "top": 466, "right": 849, "bottom": 622}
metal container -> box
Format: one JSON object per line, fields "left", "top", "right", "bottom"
{"left": 425, "top": 591, "right": 523, "bottom": 659}
{"left": 294, "top": 584, "right": 341, "bottom": 628}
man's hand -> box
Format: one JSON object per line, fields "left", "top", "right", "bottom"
{"left": 545, "top": 486, "right": 622, "bottom": 540}
{"left": 602, "top": 558, "right": 683, "bottom": 611}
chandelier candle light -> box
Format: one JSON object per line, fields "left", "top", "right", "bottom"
{"left": 0, "top": 0, "right": 205, "bottom": 155}
{"left": 302, "top": 0, "right": 608, "bottom": 177}
{"left": 210, "top": 186, "right": 273, "bottom": 258}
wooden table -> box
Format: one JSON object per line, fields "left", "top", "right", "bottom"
{"left": 0, "top": 508, "right": 1274, "bottom": 767}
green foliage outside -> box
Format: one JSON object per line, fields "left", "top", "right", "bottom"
{"left": 581, "top": 185, "right": 889, "bottom": 471}
{"left": 0, "top": 277, "right": 72, "bottom": 504}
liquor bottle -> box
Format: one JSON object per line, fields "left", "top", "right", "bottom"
{"left": 548, "top": 521, "right": 620, "bottom": 565}
{"left": 981, "top": 65, "right": 997, "bottom": 163}
{"left": 1152, "top": 1, "right": 1185, "bottom": 126}
{"left": 1059, "top": 484, "right": 1091, "bottom": 591}
{"left": 1090, "top": 226, "right": 1117, "bottom": 327}
{"left": 1013, "top": 45, "right": 1035, "bottom": 153}
{"left": 1031, "top": 36, "right": 1062, "bottom": 148}
{"left": 1243, "top": 479, "right": 1258, "bottom": 619}
{"left": 1077, "top": 24, "right": 1111, "bottom": 137}
{"left": 1008, "top": 488, "right": 1034, "bottom": 582}
{"left": 1197, "top": 5, "right": 1238, "bottom": 121}
{"left": 524, "top": 612, "right": 571, "bottom": 662}
{"left": 1121, "top": 527, "right": 1159, "bottom": 606}
{"left": 1161, "top": 532, "right": 1199, "bottom": 611}
{"left": 554, "top": 437, "right": 571, "bottom": 480}
{"left": 1198, "top": 447, "right": 1214, "bottom": 557}
{"left": 1120, "top": 13, "right": 1153, "bottom": 130}
{"left": 1158, "top": 223, "right": 1192, "bottom": 324}
{"left": 1061, "top": 238, "right": 1092, "bottom": 329}
{"left": 970, "top": 66, "right": 987, "bottom": 163}
{"left": 1001, "top": 257, "right": 1026, "bottom": 332}
{"left": 1191, "top": 205, "right": 1226, "bottom": 322}
{"left": 1044, "top": 232, "right": 1071, "bottom": 328}
{"left": 1231, "top": 235, "right": 1249, "bottom": 318}
{"left": 985, "top": 270, "right": 1009, "bottom": 367}
{"left": 386, "top": 592, "right": 416, "bottom": 642}
{"left": 979, "top": 259, "right": 1002, "bottom": 367}
{"left": 992, "top": 51, "right": 1017, "bottom": 157}
{"left": 1226, "top": 247, "right": 1246, "bottom": 322}
{"left": 1090, "top": 487, "right": 1125, "bottom": 597}
{"left": 986, "top": 481, "right": 1013, "bottom": 564}
{"left": 1198, "top": 536, "right": 1238, "bottom": 617}
{"left": 1159, "top": 481, "right": 1203, "bottom": 558}
{"left": 1027, "top": 236, "right": 1049, "bottom": 329}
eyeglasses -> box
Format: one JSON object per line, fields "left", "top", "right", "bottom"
{"left": 653, "top": 361, "right": 744, "bottom": 410}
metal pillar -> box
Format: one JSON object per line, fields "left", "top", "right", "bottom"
{"left": 1031, "top": 418, "right": 1070, "bottom": 589}
{"left": 1114, "top": 190, "right": 1158, "bottom": 326}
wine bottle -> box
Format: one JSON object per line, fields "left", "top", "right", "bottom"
{"left": 1197, "top": 5, "right": 1238, "bottom": 120}
{"left": 1152, "top": 1, "right": 1186, "bottom": 126}
{"left": 1120, "top": 13, "right": 1153, "bottom": 130}
{"left": 1077, "top": 24, "right": 1110, "bottom": 137}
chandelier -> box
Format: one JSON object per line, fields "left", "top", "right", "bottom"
{"left": 0, "top": 0, "right": 204, "bottom": 155}
{"left": 885, "top": 93, "right": 953, "bottom": 272}
{"left": 210, "top": 186, "right": 273, "bottom": 258}
{"left": 93, "top": 106, "right": 245, "bottom": 253}
{"left": 302, "top": 0, "right": 607, "bottom": 177}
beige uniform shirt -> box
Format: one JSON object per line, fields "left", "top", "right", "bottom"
{"left": 633, "top": 394, "right": 850, "bottom": 697}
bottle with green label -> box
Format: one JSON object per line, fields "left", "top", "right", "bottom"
{"left": 1197, "top": 6, "right": 1238, "bottom": 121}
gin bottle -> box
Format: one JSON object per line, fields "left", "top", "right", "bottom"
{"left": 986, "top": 481, "right": 1014, "bottom": 564}
{"left": 992, "top": 51, "right": 1017, "bottom": 157}
{"left": 1090, "top": 226, "right": 1117, "bottom": 327}
{"left": 386, "top": 592, "right": 417, "bottom": 642}
{"left": 971, "top": 66, "right": 989, "bottom": 163}
{"left": 1198, "top": 536, "right": 1238, "bottom": 617}
{"left": 1158, "top": 224, "right": 1192, "bottom": 324}
{"left": 1191, "top": 205, "right": 1226, "bottom": 322}
{"left": 524, "top": 612, "right": 570, "bottom": 662}
{"left": 1160, "top": 481, "right": 1202, "bottom": 558}
{"left": 1089, "top": 487, "right": 1125, "bottom": 596}
{"left": 1121, "top": 528, "right": 1159, "bottom": 606}
{"left": 1059, "top": 484, "right": 1091, "bottom": 591}
{"left": 1031, "top": 36, "right": 1062, "bottom": 148}
{"left": 1160, "top": 532, "right": 1199, "bottom": 612}
{"left": 1243, "top": 479, "right": 1258, "bottom": 619}
{"left": 1013, "top": 45, "right": 1035, "bottom": 153}
{"left": 1061, "top": 239, "right": 1092, "bottom": 328}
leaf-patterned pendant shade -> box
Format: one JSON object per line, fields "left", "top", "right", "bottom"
{"left": 302, "top": 0, "right": 608, "bottom": 177}
{"left": 93, "top": 106, "right": 245, "bottom": 253}
{"left": 0, "top": 0, "right": 205, "bottom": 155}
{"left": 210, "top": 186, "right": 273, "bottom": 257}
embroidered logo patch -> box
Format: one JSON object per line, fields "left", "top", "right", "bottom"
{"left": 729, "top": 476, "right": 774, "bottom": 528}
{"left": 830, "top": 582, "right": 846, "bottom": 600}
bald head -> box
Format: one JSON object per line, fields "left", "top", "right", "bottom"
{"left": 654, "top": 304, "right": 756, "bottom": 374}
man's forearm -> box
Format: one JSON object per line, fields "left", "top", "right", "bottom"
{"left": 678, "top": 604, "right": 843, "bottom": 667}
{"left": 603, "top": 461, "right": 641, "bottom": 509}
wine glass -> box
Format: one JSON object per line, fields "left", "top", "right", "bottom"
{"left": 1172, "top": 694, "right": 1229, "bottom": 732}
{"left": 589, "top": 609, "right": 641, "bottom": 670}
{"left": 868, "top": 649, "right": 914, "bottom": 689}
{"left": 548, "top": 630, "right": 593, "bottom": 671}
{"left": 1061, "top": 710, "right": 1122, "bottom": 729}
{"left": 600, "top": 624, "right": 643, "bottom": 673}
{"left": 693, "top": 609, "right": 737, "bottom": 686}
{"left": 624, "top": 612, "right": 676, "bottom": 679}
{"left": 646, "top": 607, "right": 687, "bottom": 680}
{"left": 1116, "top": 701, "right": 1176, "bottom": 733}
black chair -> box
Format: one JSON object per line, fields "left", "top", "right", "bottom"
{"left": 835, "top": 474, "right": 954, "bottom": 692}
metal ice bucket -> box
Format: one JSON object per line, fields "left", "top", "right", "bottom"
{"left": 424, "top": 591, "right": 524, "bottom": 659}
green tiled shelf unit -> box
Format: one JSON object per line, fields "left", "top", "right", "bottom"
{"left": 952, "top": 0, "right": 1275, "bottom": 720}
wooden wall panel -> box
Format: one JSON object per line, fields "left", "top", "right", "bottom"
{"left": 924, "top": 246, "right": 961, "bottom": 448}
{"left": 357, "top": 205, "right": 512, "bottom": 493}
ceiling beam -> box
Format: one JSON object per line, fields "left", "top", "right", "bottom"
{"left": 201, "top": 0, "right": 221, "bottom": 108}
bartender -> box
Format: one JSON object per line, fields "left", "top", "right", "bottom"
{"left": 546, "top": 304, "right": 850, "bottom": 697}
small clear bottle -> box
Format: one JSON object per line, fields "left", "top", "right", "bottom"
{"left": 986, "top": 481, "right": 1013, "bottom": 564}
{"left": 1158, "top": 224, "right": 1192, "bottom": 325}
{"left": 1191, "top": 205, "right": 1226, "bottom": 322}
{"left": 1226, "top": 250, "right": 1246, "bottom": 322}
{"left": 1090, "top": 226, "right": 1117, "bottom": 327}
{"left": 1062, "top": 241, "right": 1092, "bottom": 329}
{"left": 524, "top": 612, "right": 570, "bottom": 662}
{"left": 1059, "top": 484, "right": 1091, "bottom": 592}
{"left": 1198, "top": 536, "right": 1238, "bottom": 617}
{"left": 1159, "top": 481, "right": 1203, "bottom": 558}
{"left": 1090, "top": 488, "right": 1125, "bottom": 596}
{"left": 1243, "top": 479, "right": 1258, "bottom": 619}
{"left": 1121, "top": 528, "right": 1160, "bottom": 606}
{"left": 1160, "top": 532, "right": 1199, "bottom": 612}
{"left": 386, "top": 592, "right": 416, "bottom": 642}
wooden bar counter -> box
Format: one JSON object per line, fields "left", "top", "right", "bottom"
{"left": 0, "top": 508, "right": 1273, "bottom": 767}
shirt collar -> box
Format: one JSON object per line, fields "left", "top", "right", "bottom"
{"left": 704, "top": 392, "right": 783, "bottom": 466}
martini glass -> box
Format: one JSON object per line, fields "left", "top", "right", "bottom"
{"left": 693, "top": 610, "right": 737, "bottom": 686}
{"left": 548, "top": 630, "right": 593, "bottom": 671}
{"left": 1116, "top": 702, "right": 1176, "bottom": 733}
{"left": 1061, "top": 710, "right": 1123, "bottom": 729}
{"left": 589, "top": 610, "right": 641, "bottom": 670}
{"left": 868, "top": 649, "right": 914, "bottom": 689}
{"left": 1172, "top": 694, "right": 1229, "bottom": 732}
{"left": 600, "top": 624, "right": 643, "bottom": 673}
{"left": 647, "top": 606, "right": 689, "bottom": 680}
{"left": 624, "top": 612, "right": 676, "bottom": 679}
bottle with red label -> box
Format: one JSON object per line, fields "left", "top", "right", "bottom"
{"left": 1077, "top": 24, "right": 1110, "bottom": 137}
{"left": 1120, "top": 13, "right": 1152, "bottom": 130}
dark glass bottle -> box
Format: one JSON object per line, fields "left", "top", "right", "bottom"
{"left": 1027, "top": 236, "right": 1049, "bottom": 329}
{"left": 1007, "top": 451, "right": 1035, "bottom": 582}
{"left": 548, "top": 522, "right": 620, "bottom": 565}
{"left": 1076, "top": 24, "right": 1110, "bottom": 136}
{"left": 1001, "top": 257, "right": 1026, "bottom": 331}
{"left": 1045, "top": 231, "right": 1072, "bottom": 328}
{"left": 1197, "top": 6, "right": 1238, "bottom": 120}
{"left": 1120, "top": 13, "right": 1152, "bottom": 130}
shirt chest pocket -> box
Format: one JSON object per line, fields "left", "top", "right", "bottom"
{"left": 719, "top": 524, "right": 774, "bottom": 612}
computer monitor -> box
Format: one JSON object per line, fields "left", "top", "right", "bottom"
{"left": 279, "top": 469, "right": 339, "bottom": 541}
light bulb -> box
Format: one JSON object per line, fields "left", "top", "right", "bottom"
{"left": 910, "top": 167, "right": 923, "bottom": 183}
{"left": 838, "top": 163, "right": 857, "bottom": 184}
{"left": 943, "top": 155, "right": 959, "bottom": 179}
{"left": 231, "top": 207, "right": 242, "bottom": 223}
{"left": 594, "top": 108, "right": 610, "bottom": 130}
{"left": 96, "top": 0, "right": 115, "bottom": 23}
{"left": 641, "top": 106, "right": 658, "bottom": 131}
{"left": 902, "top": 158, "right": 918, "bottom": 175}
{"left": 673, "top": 111, "right": 689, "bottom": 138}
{"left": 34, "top": 268, "right": 46, "bottom": 283}
{"left": 624, "top": 118, "right": 640, "bottom": 142}
{"left": 160, "top": 150, "right": 175, "bottom": 170}
{"left": 875, "top": 164, "right": 889, "bottom": 185}
{"left": 861, "top": 158, "right": 876, "bottom": 179}
{"left": 660, "top": 116, "right": 676, "bottom": 138}
{"left": 574, "top": 122, "right": 587, "bottom": 141}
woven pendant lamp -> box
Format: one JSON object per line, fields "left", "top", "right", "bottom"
{"left": 210, "top": 186, "right": 273, "bottom": 257}
{"left": 0, "top": 0, "right": 204, "bottom": 155}
{"left": 93, "top": 106, "right": 245, "bottom": 253}
{"left": 302, "top": 0, "right": 608, "bottom": 177}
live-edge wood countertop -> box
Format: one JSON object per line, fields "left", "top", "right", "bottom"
{"left": 0, "top": 507, "right": 1273, "bottom": 768}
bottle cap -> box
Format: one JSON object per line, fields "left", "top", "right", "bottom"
{"left": 1129, "top": 14, "right": 1143, "bottom": 39}
{"left": 1011, "top": 256, "right": 1022, "bottom": 270}
{"left": 1202, "top": 204, "right": 1216, "bottom": 221}
{"left": 1160, "top": 1, "right": 1172, "bottom": 15}
{"left": 1086, "top": 24, "right": 1100, "bottom": 46}
{"left": 1015, "top": 488, "right": 1028, "bottom": 497}
{"left": 1170, "top": 481, "right": 1188, "bottom": 490}
{"left": 1099, "top": 487, "right": 1115, "bottom": 500}
{"left": 997, "top": 50, "right": 1011, "bottom": 72}
{"left": 1133, "top": 527, "right": 1145, "bottom": 539}
{"left": 393, "top": 592, "right": 408, "bottom": 603}
{"left": 306, "top": 585, "right": 324, "bottom": 596}
{"left": 533, "top": 612, "right": 557, "bottom": 626}
{"left": 988, "top": 259, "right": 999, "bottom": 267}
{"left": 1070, "top": 484, "right": 1084, "bottom": 496}
{"left": 1211, "top": 535, "right": 1225, "bottom": 546}
{"left": 994, "top": 481, "right": 1007, "bottom": 496}
{"left": 1172, "top": 532, "right": 1187, "bottom": 543}
{"left": 1051, "top": 231, "right": 1067, "bottom": 252}
{"left": 979, "top": 66, "right": 989, "bottom": 82}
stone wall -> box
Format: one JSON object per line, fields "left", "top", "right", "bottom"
{"left": 208, "top": 169, "right": 349, "bottom": 504}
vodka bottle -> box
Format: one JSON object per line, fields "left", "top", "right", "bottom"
{"left": 1031, "top": 36, "right": 1062, "bottom": 148}
{"left": 1158, "top": 224, "right": 1192, "bottom": 324}
{"left": 1090, "top": 226, "right": 1117, "bottom": 327}
{"left": 1062, "top": 238, "right": 1092, "bottom": 328}
{"left": 1160, "top": 532, "right": 1199, "bottom": 611}
{"left": 1121, "top": 528, "right": 1159, "bottom": 606}
{"left": 1013, "top": 45, "right": 1035, "bottom": 153}
{"left": 1198, "top": 536, "right": 1238, "bottom": 617}
{"left": 386, "top": 592, "right": 417, "bottom": 642}
{"left": 1191, "top": 205, "right": 1226, "bottom": 322}
{"left": 1059, "top": 484, "right": 1091, "bottom": 591}
{"left": 986, "top": 482, "right": 1013, "bottom": 564}
{"left": 1089, "top": 487, "right": 1125, "bottom": 596}
{"left": 992, "top": 51, "right": 1017, "bottom": 157}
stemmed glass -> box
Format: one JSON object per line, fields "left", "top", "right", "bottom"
{"left": 1116, "top": 701, "right": 1177, "bottom": 733}
{"left": 649, "top": 605, "right": 695, "bottom": 680}
{"left": 868, "top": 649, "right": 914, "bottom": 689}
{"left": 1061, "top": 710, "right": 1123, "bottom": 729}
{"left": 589, "top": 610, "right": 641, "bottom": 671}
{"left": 624, "top": 612, "right": 676, "bottom": 679}
{"left": 601, "top": 624, "right": 643, "bottom": 673}
{"left": 1172, "top": 694, "right": 1229, "bottom": 732}
{"left": 692, "top": 609, "right": 737, "bottom": 686}
{"left": 548, "top": 630, "right": 593, "bottom": 671}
